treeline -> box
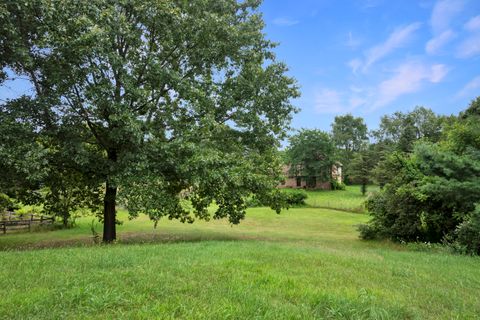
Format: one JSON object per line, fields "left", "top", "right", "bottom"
{"left": 286, "top": 98, "right": 480, "bottom": 254}
{"left": 285, "top": 105, "right": 455, "bottom": 192}
{"left": 362, "top": 98, "right": 480, "bottom": 255}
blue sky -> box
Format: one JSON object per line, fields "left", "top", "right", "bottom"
{"left": 1, "top": 1, "right": 479, "bottom": 133}
{"left": 261, "top": 0, "right": 480, "bottom": 131}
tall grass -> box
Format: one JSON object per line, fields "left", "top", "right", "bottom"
{"left": 0, "top": 205, "right": 479, "bottom": 319}
{"left": 283, "top": 185, "right": 378, "bottom": 213}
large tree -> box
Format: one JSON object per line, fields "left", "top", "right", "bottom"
{"left": 362, "top": 98, "right": 480, "bottom": 246}
{"left": 285, "top": 129, "right": 335, "bottom": 187}
{"left": 331, "top": 114, "right": 368, "bottom": 155}
{"left": 349, "top": 146, "right": 375, "bottom": 195}
{"left": 372, "top": 106, "right": 449, "bottom": 152}
{"left": 0, "top": 0, "right": 299, "bottom": 242}
{"left": 331, "top": 114, "right": 368, "bottom": 183}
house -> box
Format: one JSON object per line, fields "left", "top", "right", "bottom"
{"left": 278, "top": 162, "right": 342, "bottom": 190}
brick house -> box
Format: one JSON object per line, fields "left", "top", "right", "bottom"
{"left": 278, "top": 162, "right": 343, "bottom": 190}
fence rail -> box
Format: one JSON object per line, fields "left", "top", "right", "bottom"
{"left": 0, "top": 211, "right": 54, "bottom": 234}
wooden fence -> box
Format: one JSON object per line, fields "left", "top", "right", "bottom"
{"left": 0, "top": 211, "right": 54, "bottom": 234}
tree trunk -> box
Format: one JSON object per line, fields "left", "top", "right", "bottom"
{"left": 103, "top": 182, "right": 117, "bottom": 242}
{"left": 63, "top": 214, "right": 68, "bottom": 228}
{"left": 103, "top": 150, "right": 118, "bottom": 243}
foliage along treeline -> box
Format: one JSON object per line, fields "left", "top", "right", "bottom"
{"left": 361, "top": 98, "right": 480, "bottom": 255}
{"left": 284, "top": 99, "right": 480, "bottom": 254}
{"left": 0, "top": 0, "right": 299, "bottom": 242}
{"left": 285, "top": 106, "right": 456, "bottom": 194}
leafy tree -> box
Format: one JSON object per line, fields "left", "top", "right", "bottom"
{"left": 372, "top": 106, "right": 447, "bottom": 152}
{"left": 0, "top": 99, "right": 47, "bottom": 192}
{"left": 0, "top": 0, "right": 299, "bottom": 242}
{"left": 361, "top": 99, "right": 480, "bottom": 247}
{"left": 460, "top": 96, "right": 480, "bottom": 119}
{"left": 331, "top": 114, "right": 368, "bottom": 154}
{"left": 43, "top": 170, "right": 103, "bottom": 228}
{"left": 454, "top": 205, "right": 480, "bottom": 255}
{"left": 285, "top": 130, "right": 335, "bottom": 187}
{"left": 369, "top": 142, "right": 390, "bottom": 188}
{"left": 349, "top": 147, "right": 375, "bottom": 195}
{"left": 0, "top": 193, "right": 18, "bottom": 214}
{"left": 331, "top": 114, "right": 368, "bottom": 181}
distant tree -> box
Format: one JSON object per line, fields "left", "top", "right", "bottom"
{"left": 460, "top": 96, "right": 480, "bottom": 119}
{"left": 369, "top": 142, "right": 389, "bottom": 189}
{"left": 332, "top": 114, "right": 368, "bottom": 154}
{"left": 0, "top": 0, "right": 299, "bottom": 242}
{"left": 361, "top": 99, "right": 480, "bottom": 246}
{"left": 349, "top": 147, "right": 375, "bottom": 195}
{"left": 372, "top": 107, "right": 448, "bottom": 152}
{"left": 331, "top": 114, "right": 368, "bottom": 180}
{"left": 286, "top": 130, "right": 335, "bottom": 187}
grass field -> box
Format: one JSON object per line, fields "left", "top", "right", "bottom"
{"left": 304, "top": 185, "right": 379, "bottom": 212}
{"left": 1, "top": 188, "right": 479, "bottom": 319}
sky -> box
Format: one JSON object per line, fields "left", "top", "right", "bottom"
{"left": 260, "top": 0, "right": 480, "bottom": 131}
{"left": 1, "top": 0, "right": 479, "bottom": 134}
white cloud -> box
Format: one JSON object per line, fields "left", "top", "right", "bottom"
{"left": 425, "top": 29, "right": 456, "bottom": 54}
{"left": 456, "top": 34, "right": 480, "bottom": 58}
{"left": 314, "top": 89, "right": 345, "bottom": 113}
{"left": 458, "top": 76, "right": 480, "bottom": 97}
{"left": 426, "top": 0, "right": 465, "bottom": 55}
{"left": 348, "top": 58, "right": 362, "bottom": 74}
{"left": 430, "top": 64, "right": 449, "bottom": 83}
{"left": 372, "top": 61, "right": 448, "bottom": 110}
{"left": 349, "top": 97, "right": 366, "bottom": 109}
{"left": 345, "top": 31, "right": 362, "bottom": 49}
{"left": 430, "top": 0, "right": 465, "bottom": 34}
{"left": 272, "top": 17, "right": 299, "bottom": 27}
{"left": 314, "top": 87, "right": 367, "bottom": 114}
{"left": 360, "top": 23, "right": 421, "bottom": 72}
{"left": 464, "top": 15, "right": 480, "bottom": 32}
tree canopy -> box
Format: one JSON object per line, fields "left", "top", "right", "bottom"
{"left": 285, "top": 129, "right": 335, "bottom": 184}
{"left": 372, "top": 106, "right": 449, "bottom": 152}
{"left": 331, "top": 114, "right": 368, "bottom": 155}
{"left": 0, "top": 0, "right": 299, "bottom": 242}
{"left": 361, "top": 98, "right": 480, "bottom": 253}
{"left": 331, "top": 114, "right": 368, "bottom": 183}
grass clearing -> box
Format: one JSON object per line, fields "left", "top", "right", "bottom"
{"left": 283, "top": 185, "right": 379, "bottom": 212}
{"left": 1, "top": 199, "right": 479, "bottom": 319}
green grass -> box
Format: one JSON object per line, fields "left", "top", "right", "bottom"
{"left": 285, "top": 185, "right": 379, "bottom": 212}
{"left": 1, "top": 200, "right": 479, "bottom": 319}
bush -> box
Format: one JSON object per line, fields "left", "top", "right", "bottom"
{"left": 245, "top": 196, "right": 263, "bottom": 207}
{"left": 357, "top": 224, "right": 379, "bottom": 240}
{"left": 285, "top": 190, "right": 307, "bottom": 206}
{"left": 246, "top": 190, "right": 307, "bottom": 207}
{"left": 0, "top": 193, "right": 19, "bottom": 212}
{"left": 452, "top": 206, "right": 480, "bottom": 255}
{"left": 330, "top": 179, "right": 346, "bottom": 190}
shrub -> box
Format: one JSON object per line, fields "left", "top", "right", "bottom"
{"left": 330, "top": 179, "right": 346, "bottom": 190}
{"left": 285, "top": 190, "right": 307, "bottom": 206}
{"left": 0, "top": 193, "right": 19, "bottom": 212}
{"left": 245, "top": 196, "right": 263, "bottom": 208}
{"left": 246, "top": 190, "right": 307, "bottom": 207}
{"left": 357, "top": 224, "right": 379, "bottom": 240}
{"left": 452, "top": 206, "right": 480, "bottom": 255}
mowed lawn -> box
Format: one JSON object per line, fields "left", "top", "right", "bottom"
{"left": 304, "top": 185, "right": 380, "bottom": 213}
{"left": 1, "top": 191, "right": 479, "bottom": 319}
